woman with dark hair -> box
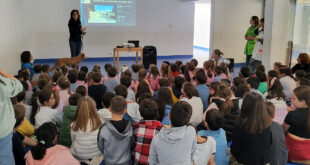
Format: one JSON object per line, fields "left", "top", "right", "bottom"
{"left": 68, "top": 10, "right": 86, "bottom": 57}
{"left": 21, "top": 51, "right": 34, "bottom": 79}
{"left": 283, "top": 86, "right": 310, "bottom": 164}
{"left": 25, "top": 122, "right": 79, "bottom": 164}
{"left": 249, "top": 18, "right": 264, "bottom": 72}
{"left": 231, "top": 92, "right": 272, "bottom": 165}
{"left": 292, "top": 53, "right": 310, "bottom": 73}
{"left": 156, "top": 87, "right": 173, "bottom": 125}
{"left": 244, "top": 16, "right": 259, "bottom": 66}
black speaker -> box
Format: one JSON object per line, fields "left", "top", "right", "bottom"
{"left": 224, "top": 58, "right": 234, "bottom": 73}
{"left": 143, "top": 46, "right": 157, "bottom": 69}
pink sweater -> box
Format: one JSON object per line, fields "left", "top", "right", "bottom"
{"left": 147, "top": 74, "right": 160, "bottom": 91}
{"left": 59, "top": 89, "right": 71, "bottom": 106}
{"left": 25, "top": 145, "right": 80, "bottom": 165}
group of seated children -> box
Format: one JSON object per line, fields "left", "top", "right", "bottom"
{"left": 6, "top": 50, "right": 310, "bottom": 164}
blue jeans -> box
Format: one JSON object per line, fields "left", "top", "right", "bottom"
{"left": 69, "top": 40, "right": 82, "bottom": 57}
{"left": 0, "top": 132, "right": 14, "bottom": 165}
{"left": 249, "top": 58, "right": 262, "bottom": 73}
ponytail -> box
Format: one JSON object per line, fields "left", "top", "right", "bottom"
{"left": 157, "top": 87, "right": 173, "bottom": 122}
{"left": 30, "top": 142, "right": 47, "bottom": 160}
{"left": 30, "top": 92, "right": 39, "bottom": 125}
{"left": 207, "top": 69, "right": 213, "bottom": 79}
{"left": 184, "top": 68, "right": 191, "bottom": 83}
{"left": 221, "top": 98, "right": 233, "bottom": 115}
{"left": 183, "top": 83, "right": 199, "bottom": 99}
{"left": 218, "top": 85, "right": 234, "bottom": 115}
{"left": 31, "top": 122, "right": 57, "bottom": 160}
{"left": 167, "top": 65, "right": 173, "bottom": 85}
{"left": 30, "top": 90, "right": 52, "bottom": 125}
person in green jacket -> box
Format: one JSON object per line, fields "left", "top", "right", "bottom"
{"left": 244, "top": 16, "right": 259, "bottom": 66}
{"left": 0, "top": 69, "right": 23, "bottom": 165}
{"left": 58, "top": 93, "right": 82, "bottom": 147}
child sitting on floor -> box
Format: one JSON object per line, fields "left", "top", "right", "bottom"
{"left": 97, "top": 92, "right": 116, "bottom": 120}
{"left": 97, "top": 96, "right": 133, "bottom": 165}
{"left": 104, "top": 66, "right": 120, "bottom": 93}
{"left": 132, "top": 99, "right": 164, "bottom": 165}
{"left": 25, "top": 122, "right": 80, "bottom": 164}
{"left": 148, "top": 101, "right": 196, "bottom": 165}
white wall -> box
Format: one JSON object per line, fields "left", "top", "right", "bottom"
{"left": 0, "top": 0, "right": 24, "bottom": 74}
{"left": 263, "top": 0, "right": 292, "bottom": 71}
{"left": 24, "top": 0, "right": 195, "bottom": 59}
{"left": 210, "top": 0, "right": 263, "bottom": 63}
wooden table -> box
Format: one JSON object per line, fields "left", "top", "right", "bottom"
{"left": 113, "top": 47, "right": 143, "bottom": 72}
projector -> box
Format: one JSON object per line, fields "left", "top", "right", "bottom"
{"left": 117, "top": 43, "right": 135, "bottom": 48}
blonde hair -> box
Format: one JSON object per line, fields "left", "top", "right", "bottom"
{"left": 71, "top": 96, "right": 102, "bottom": 132}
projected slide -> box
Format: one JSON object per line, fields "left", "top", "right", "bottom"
{"left": 80, "top": 0, "right": 136, "bottom": 26}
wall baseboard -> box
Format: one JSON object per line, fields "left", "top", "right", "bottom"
{"left": 193, "top": 45, "right": 210, "bottom": 51}
{"left": 33, "top": 54, "right": 246, "bottom": 67}
{"left": 34, "top": 55, "right": 194, "bottom": 63}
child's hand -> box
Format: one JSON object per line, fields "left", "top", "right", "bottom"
{"left": 179, "top": 95, "right": 184, "bottom": 99}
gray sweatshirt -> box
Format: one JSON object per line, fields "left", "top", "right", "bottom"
{"left": 270, "top": 122, "right": 288, "bottom": 165}
{"left": 97, "top": 120, "right": 133, "bottom": 165}
{"left": 148, "top": 125, "right": 197, "bottom": 165}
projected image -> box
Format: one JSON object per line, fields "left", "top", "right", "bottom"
{"left": 81, "top": 0, "right": 90, "bottom": 3}
{"left": 88, "top": 5, "right": 116, "bottom": 23}
{"left": 80, "top": 0, "right": 136, "bottom": 26}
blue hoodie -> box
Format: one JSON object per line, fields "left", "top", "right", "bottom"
{"left": 149, "top": 126, "right": 196, "bottom": 165}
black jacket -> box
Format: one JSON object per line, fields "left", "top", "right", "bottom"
{"left": 68, "top": 19, "right": 82, "bottom": 41}
{"left": 212, "top": 98, "right": 240, "bottom": 142}
{"left": 231, "top": 126, "right": 272, "bottom": 165}
{"left": 292, "top": 63, "right": 310, "bottom": 73}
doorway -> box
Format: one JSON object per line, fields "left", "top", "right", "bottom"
{"left": 193, "top": 0, "right": 212, "bottom": 67}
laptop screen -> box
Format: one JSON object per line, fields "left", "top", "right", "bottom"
{"left": 128, "top": 40, "right": 139, "bottom": 47}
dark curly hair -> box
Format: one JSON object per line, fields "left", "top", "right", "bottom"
{"left": 20, "top": 51, "right": 31, "bottom": 63}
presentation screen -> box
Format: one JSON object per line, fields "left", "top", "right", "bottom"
{"left": 80, "top": 0, "right": 136, "bottom": 26}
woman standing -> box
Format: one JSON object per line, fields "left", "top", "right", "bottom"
{"left": 249, "top": 18, "right": 264, "bottom": 72}
{"left": 244, "top": 16, "right": 259, "bottom": 66}
{"left": 0, "top": 70, "right": 23, "bottom": 165}
{"left": 68, "top": 10, "right": 86, "bottom": 57}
